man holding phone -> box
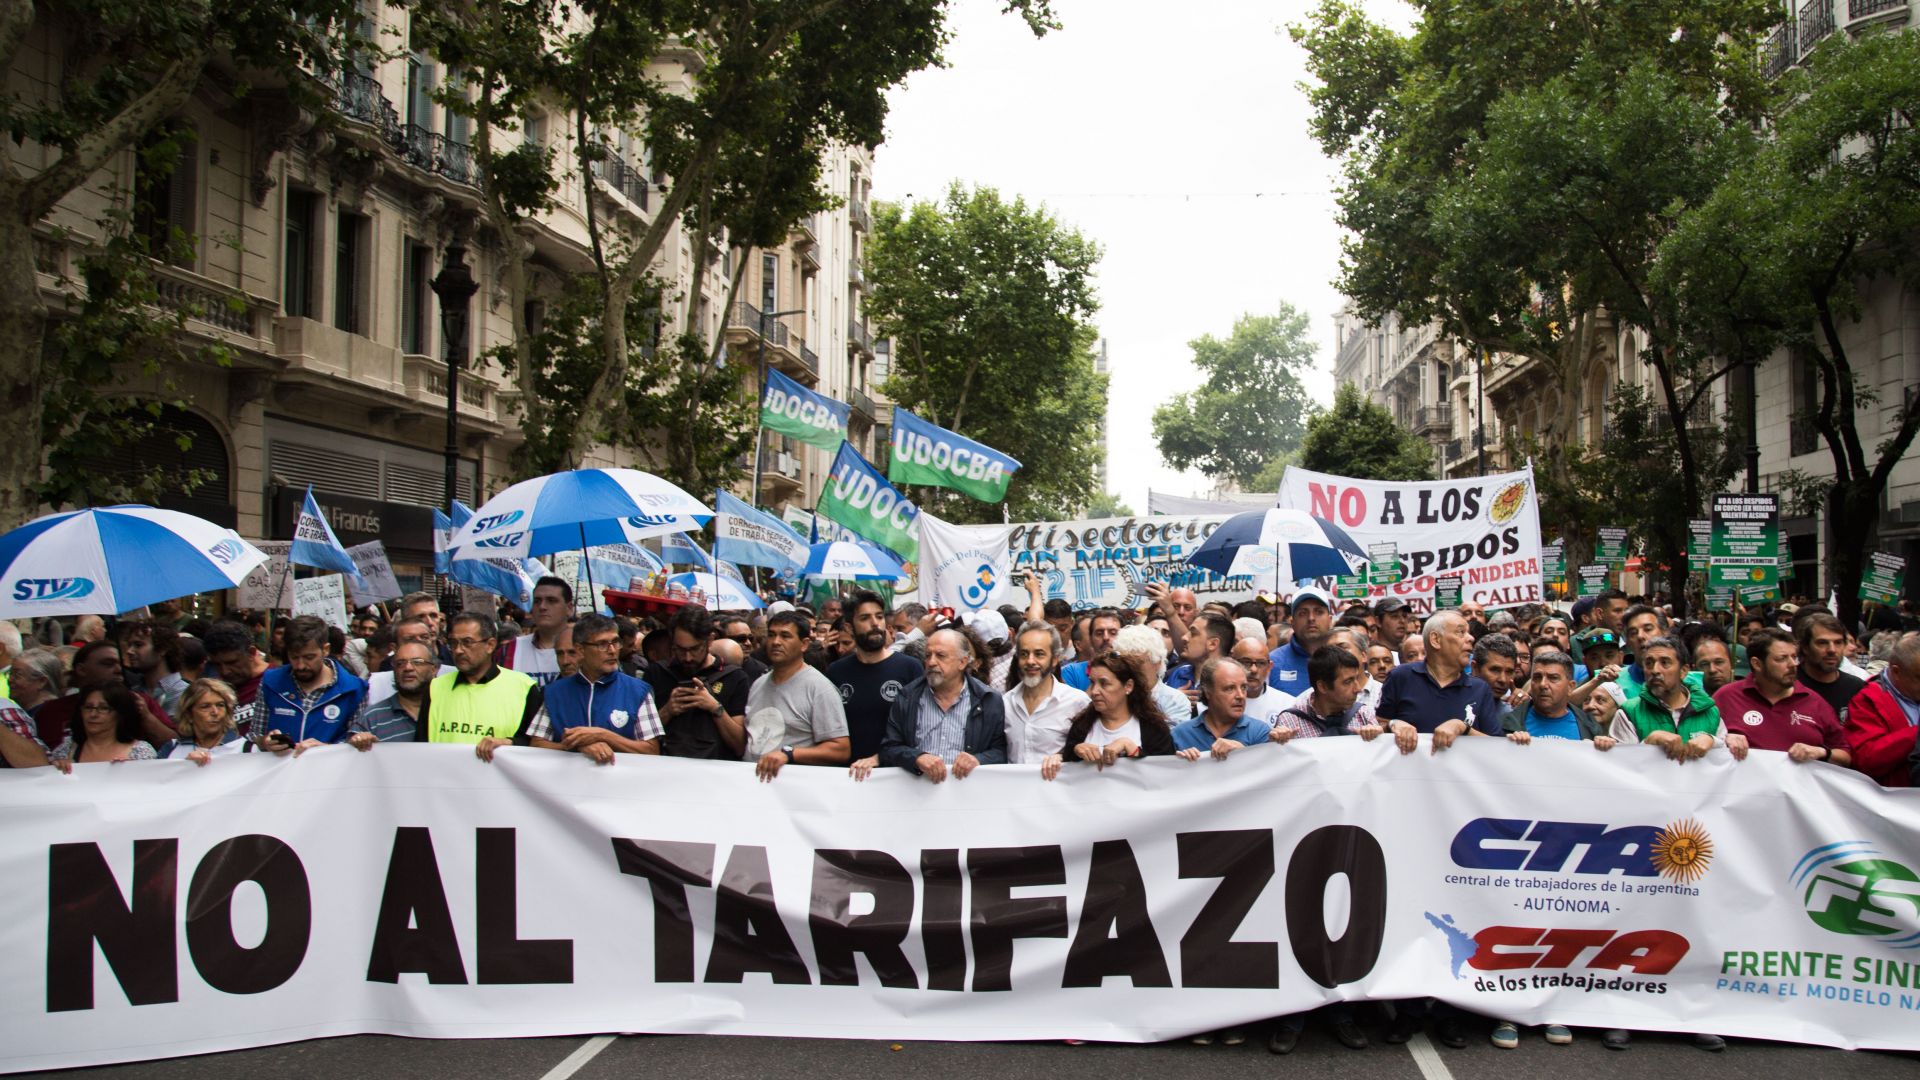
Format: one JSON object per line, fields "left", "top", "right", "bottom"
{"left": 646, "top": 605, "right": 749, "bottom": 760}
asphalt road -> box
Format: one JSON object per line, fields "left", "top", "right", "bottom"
{"left": 30, "top": 1018, "right": 1920, "bottom": 1080}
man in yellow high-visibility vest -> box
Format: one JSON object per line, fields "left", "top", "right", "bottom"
{"left": 418, "top": 610, "right": 542, "bottom": 760}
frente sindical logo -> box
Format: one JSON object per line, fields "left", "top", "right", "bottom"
{"left": 1792, "top": 842, "right": 1920, "bottom": 946}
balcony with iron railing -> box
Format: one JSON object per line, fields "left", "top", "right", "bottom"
{"left": 725, "top": 301, "right": 790, "bottom": 348}
{"left": 590, "top": 154, "right": 650, "bottom": 212}
{"left": 322, "top": 67, "right": 482, "bottom": 192}
{"left": 849, "top": 200, "right": 871, "bottom": 233}
{"left": 799, "top": 343, "right": 819, "bottom": 375}
{"left": 848, "top": 385, "right": 876, "bottom": 423}
{"left": 848, "top": 261, "right": 866, "bottom": 292}
{"left": 848, "top": 318, "right": 871, "bottom": 352}
{"left": 1799, "top": 0, "right": 1836, "bottom": 56}
{"left": 1414, "top": 404, "right": 1451, "bottom": 433}
{"left": 334, "top": 69, "right": 400, "bottom": 133}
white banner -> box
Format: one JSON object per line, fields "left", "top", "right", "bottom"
{"left": 345, "top": 541, "right": 404, "bottom": 608}
{"left": 291, "top": 575, "right": 348, "bottom": 632}
{"left": 916, "top": 513, "right": 1015, "bottom": 613}
{"left": 235, "top": 541, "right": 293, "bottom": 609}
{"left": 5, "top": 743, "right": 1918, "bottom": 1072}
{"left": 1278, "top": 465, "right": 1543, "bottom": 612}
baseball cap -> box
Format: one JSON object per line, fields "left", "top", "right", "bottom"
{"left": 1374, "top": 596, "right": 1409, "bottom": 615}
{"left": 1569, "top": 596, "right": 1597, "bottom": 623}
{"left": 1777, "top": 602, "right": 1800, "bottom": 615}
{"left": 1290, "top": 587, "right": 1333, "bottom": 611}
{"left": 1574, "top": 627, "right": 1622, "bottom": 651}
{"left": 963, "top": 609, "right": 1010, "bottom": 643}
{"left": 768, "top": 600, "right": 795, "bottom": 614}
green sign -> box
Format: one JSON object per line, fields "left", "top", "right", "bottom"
{"left": 1709, "top": 493, "right": 1780, "bottom": 589}
{"left": 1738, "top": 582, "right": 1782, "bottom": 604}
{"left": 1705, "top": 587, "right": 1735, "bottom": 611}
{"left": 1434, "top": 575, "right": 1464, "bottom": 610}
{"left": 1576, "top": 563, "right": 1611, "bottom": 597}
{"left": 1860, "top": 551, "right": 1907, "bottom": 605}
{"left": 1687, "top": 519, "right": 1712, "bottom": 573}
{"left": 1777, "top": 548, "right": 1795, "bottom": 582}
{"left": 1334, "top": 574, "right": 1371, "bottom": 601}
{"left": 1541, "top": 539, "right": 1566, "bottom": 583}
{"left": 1366, "top": 542, "right": 1403, "bottom": 585}
{"left": 1596, "top": 527, "right": 1629, "bottom": 566}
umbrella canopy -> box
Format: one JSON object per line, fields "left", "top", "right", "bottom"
{"left": 1185, "top": 508, "right": 1365, "bottom": 582}
{"left": 666, "top": 572, "right": 765, "bottom": 611}
{"left": 803, "top": 539, "right": 908, "bottom": 581}
{"left": 0, "top": 505, "right": 269, "bottom": 617}
{"left": 446, "top": 468, "right": 710, "bottom": 561}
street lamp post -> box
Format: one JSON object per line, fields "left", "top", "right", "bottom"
{"left": 432, "top": 241, "right": 480, "bottom": 513}
{"left": 746, "top": 305, "right": 811, "bottom": 505}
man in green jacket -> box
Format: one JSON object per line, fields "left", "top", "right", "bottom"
{"left": 1605, "top": 635, "right": 1749, "bottom": 763}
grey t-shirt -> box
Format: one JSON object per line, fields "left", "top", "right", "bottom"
{"left": 743, "top": 664, "right": 850, "bottom": 759}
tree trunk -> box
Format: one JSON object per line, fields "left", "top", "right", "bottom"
{"left": 1828, "top": 481, "right": 1877, "bottom": 630}
{"left": 0, "top": 211, "right": 48, "bottom": 529}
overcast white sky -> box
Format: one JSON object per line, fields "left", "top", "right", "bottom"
{"left": 872, "top": 0, "right": 1414, "bottom": 512}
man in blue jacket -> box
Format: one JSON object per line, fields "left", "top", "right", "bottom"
{"left": 255, "top": 615, "right": 368, "bottom": 748}
{"left": 879, "top": 628, "right": 1008, "bottom": 782}
{"left": 525, "top": 613, "right": 662, "bottom": 763}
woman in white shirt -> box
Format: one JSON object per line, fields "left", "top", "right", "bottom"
{"left": 1043, "top": 654, "right": 1197, "bottom": 779}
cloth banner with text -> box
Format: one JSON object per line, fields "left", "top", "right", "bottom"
{"left": 3, "top": 744, "right": 1918, "bottom": 1073}
{"left": 1276, "top": 465, "right": 1543, "bottom": 614}
{"left": 887, "top": 408, "right": 1022, "bottom": 504}
{"left": 761, "top": 368, "right": 850, "bottom": 452}
{"left": 916, "top": 513, "right": 1016, "bottom": 613}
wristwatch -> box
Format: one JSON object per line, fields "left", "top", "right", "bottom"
{"left": 781, "top": 744, "right": 795, "bottom": 763}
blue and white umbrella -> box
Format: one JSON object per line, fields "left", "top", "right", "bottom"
{"left": 666, "top": 572, "right": 765, "bottom": 611}
{"left": 0, "top": 505, "right": 269, "bottom": 618}
{"left": 803, "top": 539, "right": 908, "bottom": 581}
{"left": 1185, "top": 508, "right": 1366, "bottom": 583}
{"left": 447, "top": 468, "right": 711, "bottom": 562}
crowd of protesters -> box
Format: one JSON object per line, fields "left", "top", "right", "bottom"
{"left": 2, "top": 576, "right": 1917, "bottom": 1055}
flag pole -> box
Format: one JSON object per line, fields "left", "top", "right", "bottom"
{"left": 579, "top": 523, "right": 596, "bottom": 615}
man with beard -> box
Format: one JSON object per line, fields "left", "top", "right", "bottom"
{"left": 1269, "top": 589, "right": 1334, "bottom": 697}
{"left": 743, "top": 610, "right": 850, "bottom": 781}
{"left": 251, "top": 616, "right": 368, "bottom": 749}
{"left": 348, "top": 640, "right": 434, "bottom": 745}
{"left": 648, "top": 605, "right": 750, "bottom": 760}
{"left": 1000, "top": 621, "right": 1088, "bottom": 765}
{"left": 1714, "top": 627, "right": 1846, "bottom": 766}
{"left": 878, "top": 628, "right": 1008, "bottom": 782}
{"left": 830, "top": 591, "right": 924, "bottom": 767}
{"left": 1798, "top": 612, "right": 1867, "bottom": 726}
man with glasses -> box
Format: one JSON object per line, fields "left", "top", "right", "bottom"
{"left": 1232, "top": 636, "right": 1287, "bottom": 723}
{"left": 648, "top": 605, "right": 750, "bottom": 760}
{"left": 525, "top": 613, "right": 662, "bottom": 764}
{"left": 349, "top": 640, "right": 434, "bottom": 746}
{"left": 366, "top": 616, "right": 455, "bottom": 700}
{"left": 497, "top": 577, "right": 572, "bottom": 687}
{"left": 720, "top": 616, "right": 768, "bottom": 680}
{"left": 420, "top": 611, "right": 543, "bottom": 760}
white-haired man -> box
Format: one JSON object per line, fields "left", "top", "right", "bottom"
{"left": 1111, "top": 623, "right": 1195, "bottom": 723}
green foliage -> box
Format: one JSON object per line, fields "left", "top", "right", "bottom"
{"left": 1152, "top": 305, "right": 1318, "bottom": 487}
{"left": 1082, "top": 491, "right": 1134, "bottom": 519}
{"left": 1298, "top": 384, "right": 1433, "bottom": 482}
{"left": 868, "top": 183, "right": 1106, "bottom": 524}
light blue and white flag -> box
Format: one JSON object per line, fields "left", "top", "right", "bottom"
{"left": 660, "top": 532, "right": 714, "bottom": 571}
{"left": 290, "top": 487, "right": 366, "bottom": 586}
{"left": 435, "top": 502, "right": 548, "bottom": 606}
{"left": 713, "top": 490, "right": 807, "bottom": 574}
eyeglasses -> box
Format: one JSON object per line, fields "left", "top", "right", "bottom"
{"left": 448, "top": 637, "right": 492, "bottom": 649}
{"left": 580, "top": 638, "right": 621, "bottom": 651}
{"left": 393, "top": 658, "right": 438, "bottom": 668}
{"left": 1239, "top": 657, "right": 1273, "bottom": 668}
{"left": 81, "top": 703, "right": 115, "bottom": 714}
{"left": 729, "top": 635, "right": 753, "bottom": 645}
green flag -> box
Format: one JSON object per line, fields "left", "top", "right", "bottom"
{"left": 819, "top": 442, "right": 919, "bottom": 562}
{"left": 887, "top": 408, "right": 1022, "bottom": 503}
{"left": 761, "top": 368, "right": 850, "bottom": 451}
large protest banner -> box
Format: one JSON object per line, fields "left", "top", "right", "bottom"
{"left": 1277, "top": 465, "right": 1543, "bottom": 613}
{"left": 3, "top": 743, "right": 1918, "bottom": 1072}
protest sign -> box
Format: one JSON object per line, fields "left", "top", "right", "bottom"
{"left": 917, "top": 513, "right": 1016, "bottom": 613}
{"left": 1859, "top": 552, "right": 1906, "bottom": 605}
{"left": 1576, "top": 563, "right": 1611, "bottom": 597}
{"left": 1595, "top": 526, "right": 1629, "bottom": 566}
{"left": 5, "top": 744, "right": 1918, "bottom": 1072}
{"left": 761, "top": 368, "right": 849, "bottom": 451}
{"left": 236, "top": 541, "right": 294, "bottom": 609}
{"left": 292, "top": 574, "right": 348, "bottom": 631}
{"left": 1540, "top": 539, "right": 1566, "bottom": 593}
{"left": 1709, "top": 494, "right": 1780, "bottom": 589}
{"left": 1366, "top": 541, "right": 1403, "bottom": 585}
{"left": 1433, "top": 575, "right": 1464, "bottom": 610}
{"left": 345, "top": 542, "right": 404, "bottom": 607}
{"left": 1687, "top": 519, "right": 1712, "bottom": 574}
{"left": 1276, "top": 466, "right": 1543, "bottom": 610}
{"left": 887, "top": 408, "right": 1022, "bottom": 503}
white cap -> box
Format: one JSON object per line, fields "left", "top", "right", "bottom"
{"left": 963, "top": 608, "right": 1010, "bottom": 643}
{"left": 768, "top": 600, "right": 795, "bottom": 614}
{"left": 1289, "top": 587, "right": 1334, "bottom": 611}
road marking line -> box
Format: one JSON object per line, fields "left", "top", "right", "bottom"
{"left": 1406, "top": 1031, "right": 1458, "bottom": 1080}
{"left": 539, "top": 1035, "right": 616, "bottom": 1080}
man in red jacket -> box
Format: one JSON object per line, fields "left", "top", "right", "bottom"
{"left": 1846, "top": 632, "right": 1920, "bottom": 787}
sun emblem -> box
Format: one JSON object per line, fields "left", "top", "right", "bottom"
{"left": 1650, "top": 818, "right": 1715, "bottom": 884}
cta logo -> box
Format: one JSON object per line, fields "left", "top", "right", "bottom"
{"left": 1426, "top": 912, "right": 1688, "bottom": 978}
{"left": 1792, "top": 842, "right": 1920, "bottom": 945}
{"left": 473, "top": 510, "right": 524, "bottom": 533}
{"left": 1450, "top": 817, "right": 1713, "bottom": 882}
{"left": 206, "top": 539, "right": 245, "bottom": 565}
{"left": 12, "top": 577, "right": 96, "bottom": 602}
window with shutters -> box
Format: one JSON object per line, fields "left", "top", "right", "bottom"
{"left": 134, "top": 126, "right": 196, "bottom": 267}
{"left": 402, "top": 238, "right": 431, "bottom": 354}
{"left": 80, "top": 406, "right": 233, "bottom": 526}
{"left": 761, "top": 253, "right": 777, "bottom": 312}
{"left": 334, "top": 210, "right": 369, "bottom": 335}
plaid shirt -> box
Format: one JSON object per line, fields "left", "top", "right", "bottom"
{"left": 1273, "top": 694, "right": 1379, "bottom": 739}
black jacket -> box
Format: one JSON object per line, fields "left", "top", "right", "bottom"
{"left": 879, "top": 674, "right": 1008, "bottom": 772}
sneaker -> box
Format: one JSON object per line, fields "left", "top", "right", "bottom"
{"left": 1544, "top": 1024, "right": 1573, "bottom": 1045}
{"left": 1436, "top": 1016, "right": 1470, "bottom": 1049}
{"left": 1693, "top": 1034, "right": 1726, "bottom": 1052}
{"left": 1332, "top": 1019, "right": 1370, "bottom": 1050}
{"left": 1221, "top": 1029, "right": 1247, "bottom": 1046}
{"left": 1267, "top": 1028, "right": 1298, "bottom": 1055}
{"left": 1603, "top": 1029, "right": 1631, "bottom": 1051}
{"left": 1190, "top": 1033, "right": 1213, "bottom": 1046}
{"left": 1491, "top": 1022, "right": 1519, "bottom": 1049}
